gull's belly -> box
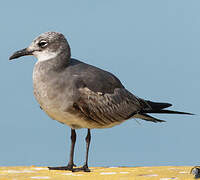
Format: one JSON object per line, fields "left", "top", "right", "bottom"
{"left": 41, "top": 105, "right": 124, "bottom": 129}
{"left": 43, "top": 106, "right": 89, "bottom": 129}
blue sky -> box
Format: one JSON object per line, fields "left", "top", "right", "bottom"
{"left": 1, "top": 0, "right": 199, "bottom": 167}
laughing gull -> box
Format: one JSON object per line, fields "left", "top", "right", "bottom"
{"left": 9, "top": 32, "right": 193, "bottom": 172}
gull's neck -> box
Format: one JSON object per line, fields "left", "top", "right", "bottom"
{"left": 35, "top": 50, "right": 70, "bottom": 71}
{"left": 36, "top": 51, "right": 59, "bottom": 62}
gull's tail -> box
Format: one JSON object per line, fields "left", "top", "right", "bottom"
{"left": 134, "top": 99, "right": 194, "bottom": 123}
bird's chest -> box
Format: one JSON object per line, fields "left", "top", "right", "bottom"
{"left": 33, "top": 65, "right": 73, "bottom": 111}
{"left": 32, "top": 77, "right": 87, "bottom": 128}
{"left": 33, "top": 72, "right": 56, "bottom": 108}
{"left": 32, "top": 66, "right": 86, "bottom": 128}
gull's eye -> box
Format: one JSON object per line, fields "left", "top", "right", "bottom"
{"left": 38, "top": 40, "right": 48, "bottom": 48}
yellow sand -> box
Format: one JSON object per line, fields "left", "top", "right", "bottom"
{"left": 0, "top": 166, "right": 195, "bottom": 180}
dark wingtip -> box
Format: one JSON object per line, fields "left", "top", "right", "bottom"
{"left": 165, "top": 110, "right": 195, "bottom": 115}
{"left": 155, "top": 119, "right": 166, "bottom": 123}
{"left": 185, "top": 112, "right": 195, "bottom": 115}
{"left": 165, "top": 103, "right": 173, "bottom": 108}
{"left": 145, "top": 101, "right": 172, "bottom": 110}
{"left": 149, "top": 109, "right": 195, "bottom": 115}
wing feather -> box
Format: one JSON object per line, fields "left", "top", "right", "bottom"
{"left": 74, "top": 87, "right": 142, "bottom": 127}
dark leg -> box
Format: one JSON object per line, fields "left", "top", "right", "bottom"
{"left": 84, "top": 129, "right": 91, "bottom": 170}
{"left": 48, "top": 129, "right": 77, "bottom": 171}
{"left": 73, "top": 129, "right": 91, "bottom": 172}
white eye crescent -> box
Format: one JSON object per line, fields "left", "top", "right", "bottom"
{"left": 38, "top": 40, "right": 48, "bottom": 48}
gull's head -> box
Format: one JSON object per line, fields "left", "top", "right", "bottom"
{"left": 9, "top": 32, "right": 71, "bottom": 62}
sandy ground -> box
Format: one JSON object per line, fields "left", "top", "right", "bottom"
{"left": 0, "top": 166, "right": 196, "bottom": 180}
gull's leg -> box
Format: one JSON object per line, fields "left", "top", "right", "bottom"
{"left": 73, "top": 129, "right": 91, "bottom": 172}
{"left": 67, "top": 129, "right": 77, "bottom": 168}
{"left": 48, "top": 129, "right": 77, "bottom": 171}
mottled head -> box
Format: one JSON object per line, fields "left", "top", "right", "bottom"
{"left": 9, "top": 32, "right": 71, "bottom": 62}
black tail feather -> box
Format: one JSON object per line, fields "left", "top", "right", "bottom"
{"left": 140, "top": 99, "right": 194, "bottom": 115}
{"left": 136, "top": 99, "right": 194, "bottom": 123}
{"left": 147, "top": 109, "right": 194, "bottom": 115}
{"left": 145, "top": 100, "right": 172, "bottom": 110}
{"left": 139, "top": 99, "right": 172, "bottom": 111}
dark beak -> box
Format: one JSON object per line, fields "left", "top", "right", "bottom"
{"left": 9, "top": 48, "right": 33, "bottom": 60}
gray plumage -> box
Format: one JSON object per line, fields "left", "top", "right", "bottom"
{"left": 33, "top": 57, "right": 145, "bottom": 129}
{"left": 9, "top": 32, "right": 193, "bottom": 172}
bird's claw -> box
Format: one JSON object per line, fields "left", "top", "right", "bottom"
{"left": 48, "top": 163, "right": 76, "bottom": 171}
{"left": 72, "top": 165, "right": 90, "bottom": 172}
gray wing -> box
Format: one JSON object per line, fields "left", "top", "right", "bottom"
{"left": 69, "top": 59, "right": 166, "bottom": 126}
{"left": 69, "top": 58, "right": 124, "bottom": 93}
{"left": 73, "top": 86, "right": 143, "bottom": 126}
